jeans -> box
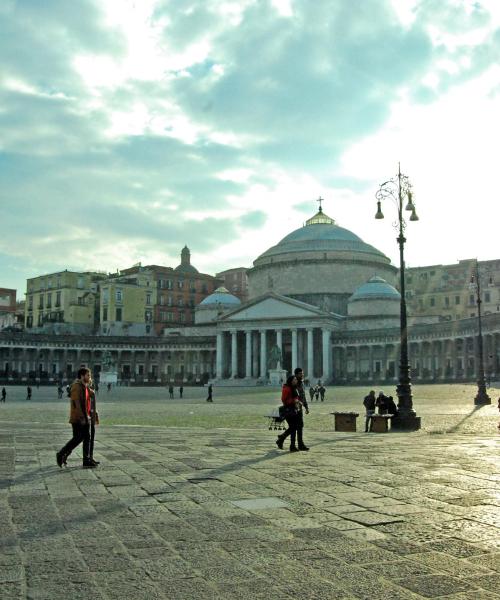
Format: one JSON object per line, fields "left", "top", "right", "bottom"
{"left": 280, "top": 413, "right": 304, "bottom": 448}
{"left": 90, "top": 423, "right": 96, "bottom": 459}
{"left": 60, "top": 422, "right": 90, "bottom": 462}
{"left": 365, "top": 410, "right": 375, "bottom": 432}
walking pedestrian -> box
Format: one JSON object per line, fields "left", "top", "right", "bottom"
{"left": 363, "top": 390, "right": 376, "bottom": 432}
{"left": 315, "top": 381, "right": 321, "bottom": 401}
{"left": 89, "top": 378, "right": 100, "bottom": 466}
{"left": 26, "top": 386, "right": 32, "bottom": 400}
{"left": 1, "top": 387, "right": 6, "bottom": 403}
{"left": 56, "top": 367, "right": 95, "bottom": 469}
{"left": 179, "top": 385, "right": 184, "bottom": 399}
{"left": 206, "top": 383, "right": 213, "bottom": 402}
{"left": 319, "top": 384, "right": 326, "bottom": 402}
{"left": 107, "top": 383, "right": 112, "bottom": 393}
{"left": 168, "top": 385, "right": 174, "bottom": 399}
{"left": 276, "top": 373, "right": 309, "bottom": 452}
{"left": 57, "top": 384, "right": 63, "bottom": 399}
{"left": 309, "top": 385, "right": 315, "bottom": 402}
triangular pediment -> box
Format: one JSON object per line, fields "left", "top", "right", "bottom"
{"left": 219, "top": 293, "right": 331, "bottom": 322}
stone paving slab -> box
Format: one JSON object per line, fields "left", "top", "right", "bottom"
{"left": 0, "top": 422, "right": 499, "bottom": 600}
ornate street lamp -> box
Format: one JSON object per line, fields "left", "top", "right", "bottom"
{"left": 469, "top": 261, "right": 492, "bottom": 405}
{"left": 375, "top": 163, "right": 421, "bottom": 430}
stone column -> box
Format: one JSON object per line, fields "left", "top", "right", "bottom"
{"left": 231, "top": 331, "right": 238, "bottom": 379}
{"left": 216, "top": 332, "right": 223, "bottom": 379}
{"left": 368, "top": 345, "right": 374, "bottom": 380}
{"left": 276, "top": 329, "right": 283, "bottom": 361}
{"left": 307, "top": 328, "right": 314, "bottom": 380}
{"left": 322, "top": 329, "right": 331, "bottom": 383}
{"left": 252, "top": 332, "right": 259, "bottom": 378}
{"left": 260, "top": 330, "right": 267, "bottom": 379}
{"left": 245, "top": 331, "right": 252, "bottom": 378}
{"left": 291, "top": 329, "right": 298, "bottom": 370}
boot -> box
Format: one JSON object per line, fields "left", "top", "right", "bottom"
{"left": 298, "top": 445, "right": 309, "bottom": 451}
{"left": 289, "top": 446, "right": 299, "bottom": 453}
{"left": 89, "top": 458, "right": 100, "bottom": 466}
{"left": 82, "top": 459, "right": 97, "bottom": 469}
{"left": 56, "top": 451, "right": 65, "bottom": 468}
{"left": 275, "top": 435, "right": 284, "bottom": 450}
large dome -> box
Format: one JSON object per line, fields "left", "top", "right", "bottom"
{"left": 199, "top": 287, "right": 241, "bottom": 307}
{"left": 258, "top": 223, "right": 386, "bottom": 261}
{"left": 247, "top": 204, "right": 397, "bottom": 315}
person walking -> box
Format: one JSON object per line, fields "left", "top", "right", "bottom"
{"left": 179, "top": 385, "right": 184, "bottom": 399}
{"left": 363, "top": 390, "right": 376, "bottom": 432}
{"left": 309, "top": 385, "right": 315, "bottom": 403}
{"left": 26, "top": 386, "right": 32, "bottom": 400}
{"left": 319, "top": 384, "right": 326, "bottom": 402}
{"left": 56, "top": 367, "right": 95, "bottom": 469}
{"left": 89, "top": 378, "right": 100, "bottom": 467}
{"left": 1, "top": 387, "right": 6, "bottom": 403}
{"left": 168, "top": 385, "right": 174, "bottom": 399}
{"left": 294, "top": 367, "right": 310, "bottom": 450}
{"left": 107, "top": 383, "right": 112, "bottom": 393}
{"left": 276, "top": 373, "right": 308, "bottom": 452}
{"left": 57, "top": 384, "right": 63, "bottom": 399}
{"left": 206, "top": 383, "right": 213, "bottom": 402}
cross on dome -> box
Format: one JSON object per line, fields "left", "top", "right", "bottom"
{"left": 306, "top": 197, "right": 335, "bottom": 226}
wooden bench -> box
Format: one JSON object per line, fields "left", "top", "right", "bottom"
{"left": 331, "top": 412, "right": 359, "bottom": 432}
{"left": 369, "top": 414, "right": 394, "bottom": 433}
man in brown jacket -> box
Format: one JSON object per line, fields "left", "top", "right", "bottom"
{"left": 56, "top": 367, "right": 96, "bottom": 468}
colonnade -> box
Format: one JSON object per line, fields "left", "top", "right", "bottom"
{"left": 335, "top": 332, "right": 500, "bottom": 383}
{"left": 215, "top": 327, "right": 332, "bottom": 381}
{"left": 0, "top": 344, "right": 216, "bottom": 383}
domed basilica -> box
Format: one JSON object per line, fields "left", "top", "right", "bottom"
{"left": 187, "top": 204, "right": 446, "bottom": 385}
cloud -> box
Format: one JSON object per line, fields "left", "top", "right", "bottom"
{"left": 1, "top": 0, "right": 500, "bottom": 294}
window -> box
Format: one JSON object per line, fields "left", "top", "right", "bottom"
{"left": 102, "top": 288, "right": 109, "bottom": 304}
{"left": 146, "top": 293, "right": 152, "bottom": 305}
{"left": 168, "top": 296, "right": 173, "bottom": 306}
{"left": 430, "top": 270, "right": 435, "bottom": 276}
{"left": 116, "top": 307, "right": 122, "bottom": 321}
{"left": 407, "top": 275, "right": 412, "bottom": 284}
{"left": 103, "top": 307, "right": 108, "bottom": 321}
{"left": 28, "top": 296, "right": 33, "bottom": 310}
{"left": 116, "top": 289, "right": 122, "bottom": 302}
{"left": 166, "top": 279, "right": 173, "bottom": 290}
{"left": 469, "top": 294, "right": 475, "bottom": 305}
{"left": 455, "top": 296, "right": 460, "bottom": 305}
{"left": 27, "top": 316, "right": 33, "bottom": 328}
{"left": 56, "top": 291, "right": 61, "bottom": 307}
{"left": 430, "top": 298, "right": 435, "bottom": 307}
{"left": 201, "top": 283, "right": 208, "bottom": 293}
{"left": 57, "top": 276, "right": 61, "bottom": 288}
{"left": 180, "top": 313, "right": 186, "bottom": 322}
{"left": 167, "top": 312, "right": 174, "bottom": 322}
{"left": 160, "top": 311, "right": 167, "bottom": 322}
{"left": 77, "top": 297, "right": 83, "bottom": 305}
{"left": 485, "top": 291, "right": 491, "bottom": 303}
{"left": 39, "top": 295, "right": 44, "bottom": 309}
{"left": 178, "top": 280, "right": 184, "bottom": 289}
{"left": 38, "top": 314, "right": 43, "bottom": 326}
{"left": 48, "top": 279, "right": 52, "bottom": 289}
{"left": 77, "top": 277, "right": 84, "bottom": 289}
{"left": 159, "top": 294, "right": 165, "bottom": 306}
{"left": 178, "top": 298, "right": 184, "bottom": 307}
{"left": 444, "top": 297, "right": 449, "bottom": 307}
{"left": 145, "top": 310, "right": 152, "bottom": 322}
{"left": 47, "top": 293, "right": 52, "bottom": 308}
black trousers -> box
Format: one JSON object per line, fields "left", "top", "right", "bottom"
{"left": 90, "top": 423, "right": 96, "bottom": 459}
{"left": 59, "top": 422, "right": 90, "bottom": 462}
{"left": 280, "top": 413, "right": 304, "bottom": 448}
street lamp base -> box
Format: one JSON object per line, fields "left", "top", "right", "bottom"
{"left": 474, "top": 393, "right": 491, "bottom": 406}
{"left": 391, "top": 415, "right": 421, "bottom": 431}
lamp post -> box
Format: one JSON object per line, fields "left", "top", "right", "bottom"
{"left": 469, "top": 261, "right": 491, "bottom": 405}
{"left": 375, "top": 163, "right": 421, "bottom": 430}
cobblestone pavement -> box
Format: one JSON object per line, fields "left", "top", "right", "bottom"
{"left": 0, "top": 422, "right": 499, "bottom": 600}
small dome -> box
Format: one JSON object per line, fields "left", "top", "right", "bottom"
{"left": 199, "top": 287, "right": 241, "bottom": 307}
{"left": 174, "top": 263, "right": 199, "bottom": 274}
{"left": 349, "top": 276, "right": 400, "bottom": 302}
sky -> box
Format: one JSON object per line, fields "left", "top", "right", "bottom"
{"left": 1, "top": 0, "right": 500, "bottom": 296}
